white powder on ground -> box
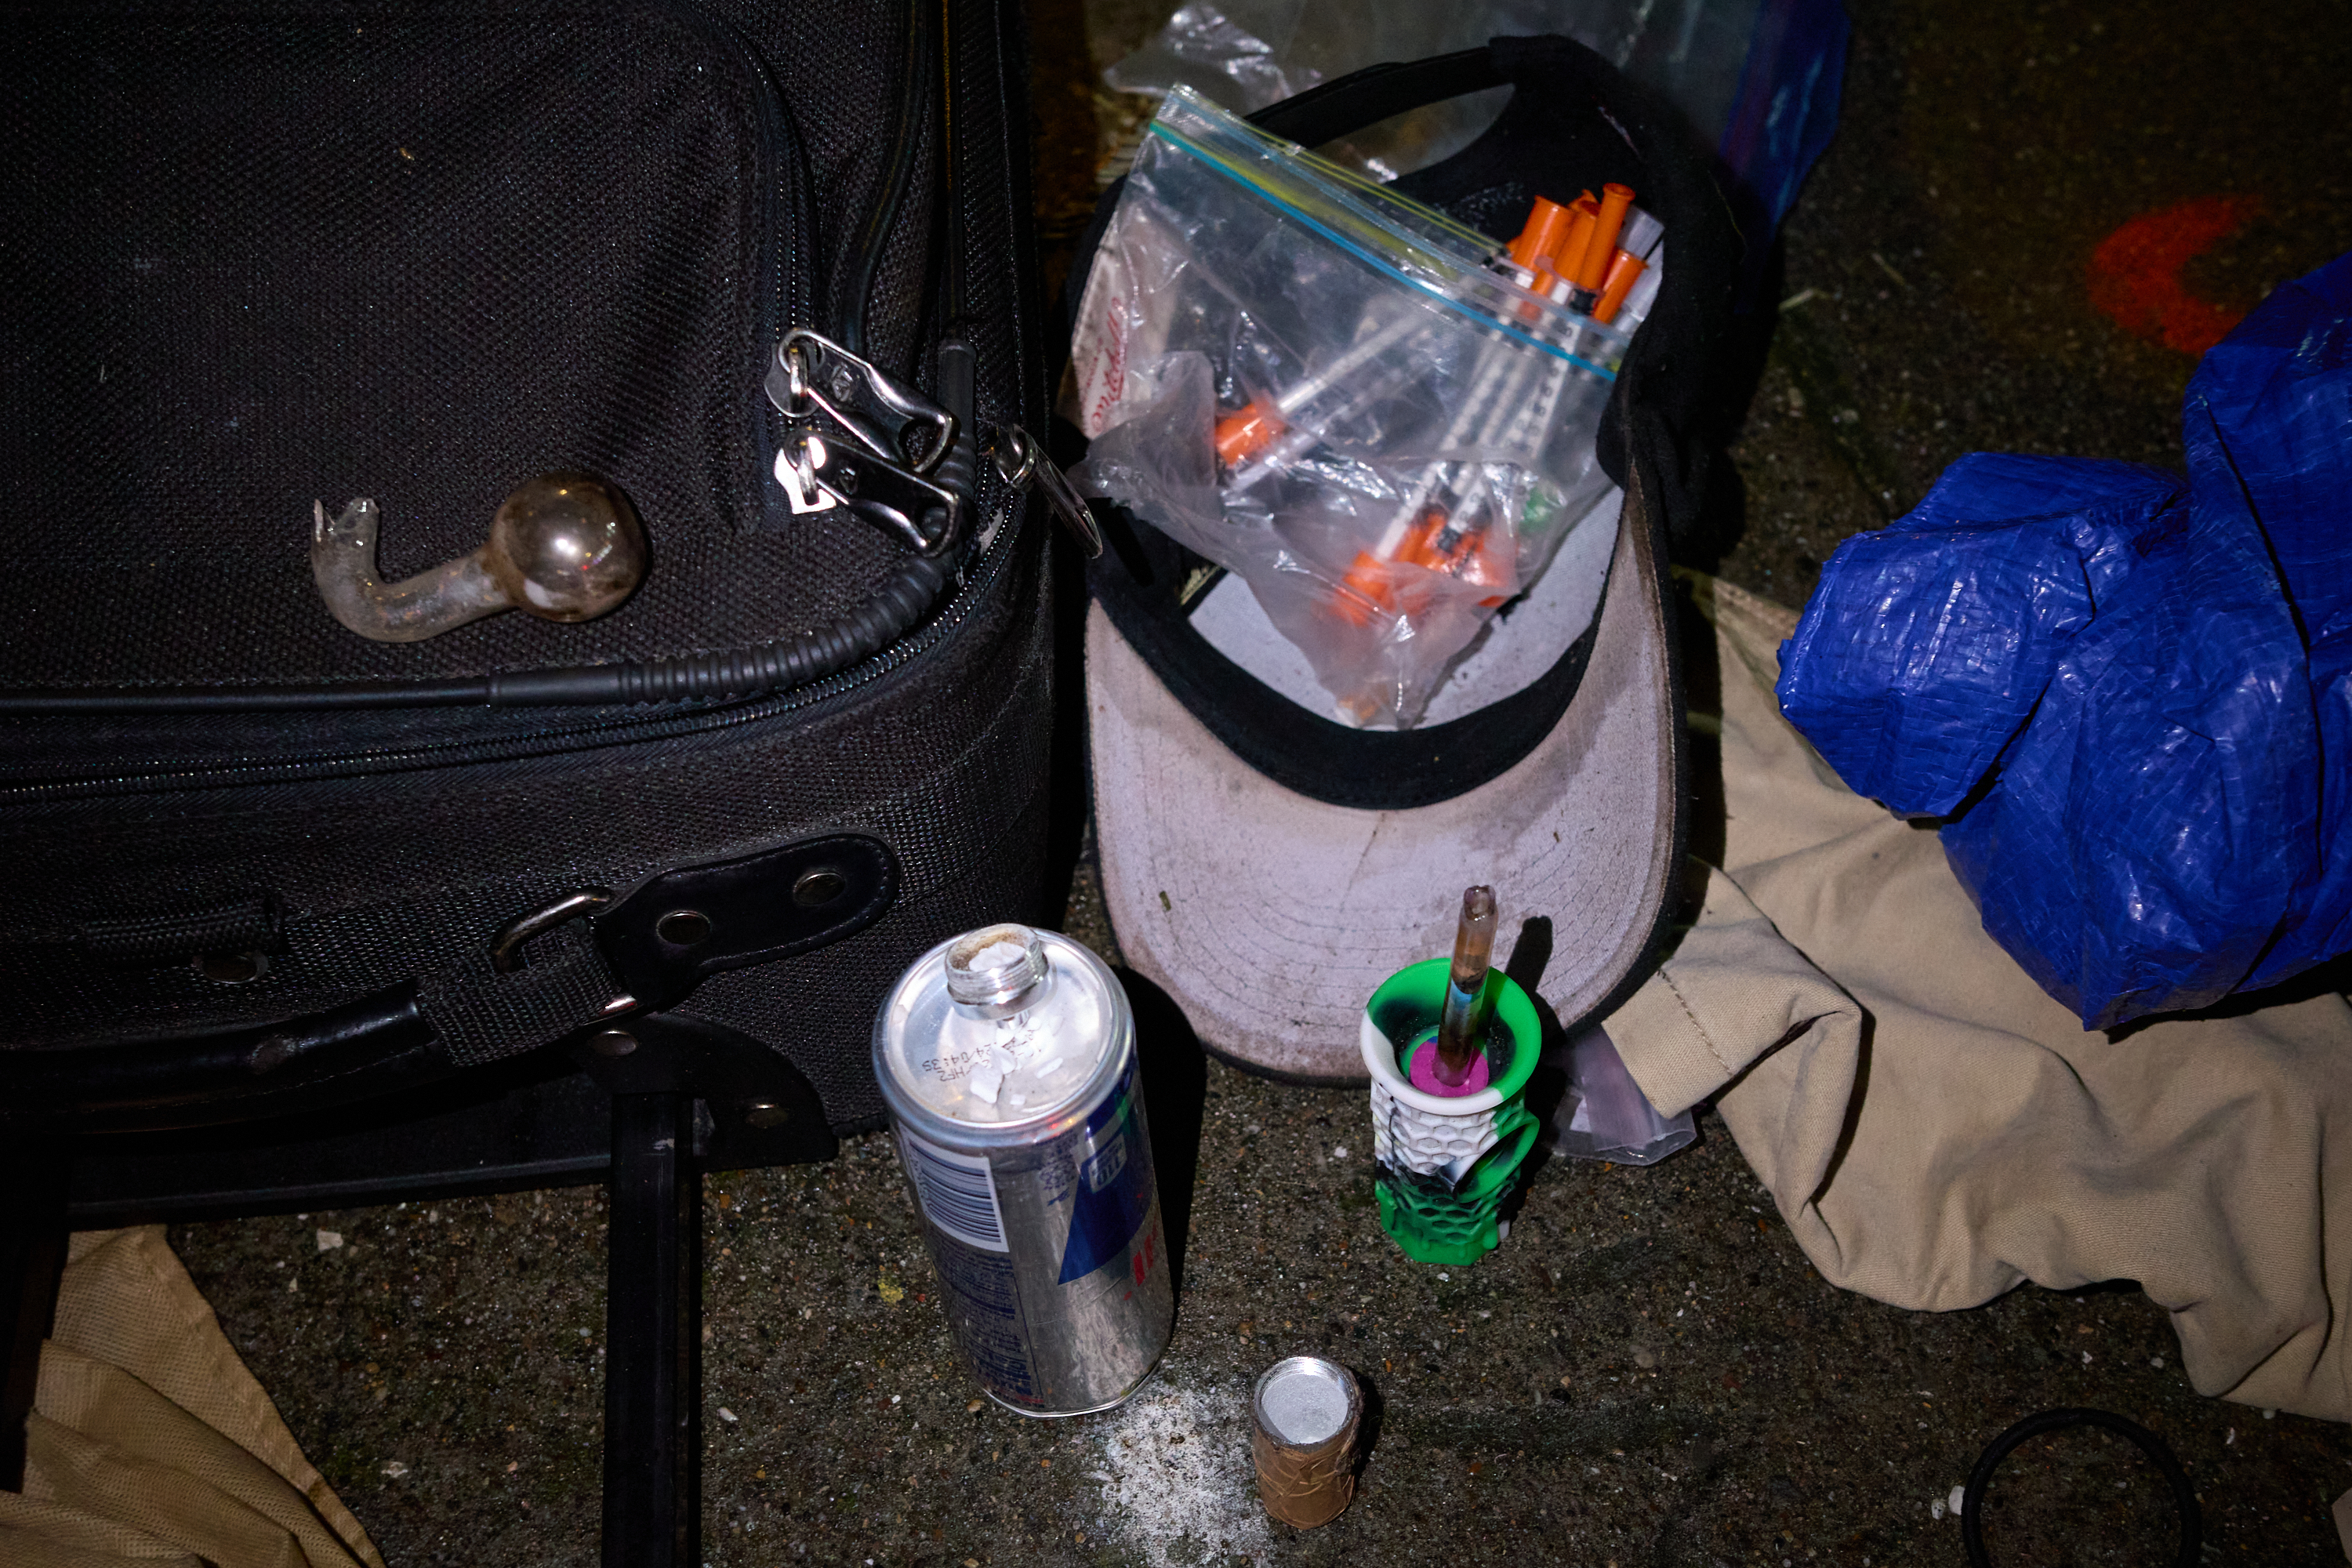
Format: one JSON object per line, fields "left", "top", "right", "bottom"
{"left": 1095, "top": 1382, "right": 1270, "bottom": 1566}
{"left": 1258, "top": 1371, "right": 1348, "bottom": 1445}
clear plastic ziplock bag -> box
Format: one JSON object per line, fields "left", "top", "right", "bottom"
{"left": 1067, "top": 87, "right": 1655, "bottom": 727}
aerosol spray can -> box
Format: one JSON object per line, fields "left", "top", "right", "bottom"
{"left": 873, "top": 924, "right": 1173, "bottom": 1416}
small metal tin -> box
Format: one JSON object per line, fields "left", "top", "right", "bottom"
{"left": 873, "top": 924, "right": 1173, "bottom": 1417}
{"left": 1250, "top": 1356, "right": 1363, "bottom": 1527}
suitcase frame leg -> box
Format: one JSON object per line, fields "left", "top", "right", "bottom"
{"left": 603, "top": 1087, "right": 699, "bottom": 1568}
{"left": 7, "top": 1013, "right": 831, "bottom": 1553}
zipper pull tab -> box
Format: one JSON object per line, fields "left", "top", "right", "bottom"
{"left": 990, "top": 425, "right": 1104, "bottom": 558}
{"left": 767, "top": 329, "right": 957, "bottom": 474}
{"left": 782, "top": 431, "right": 964, "bottom": 557}
{"left": 768, "top": 329, "right": 967, "bottom": 556}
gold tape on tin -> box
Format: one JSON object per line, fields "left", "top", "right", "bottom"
{"left": 1250, "top": 1356, "right": 1363, "bottom": 1528}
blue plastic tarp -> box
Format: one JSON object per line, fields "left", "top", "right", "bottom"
{"left": 1776, "top": 251, "right": 2352, "bottom": 1029}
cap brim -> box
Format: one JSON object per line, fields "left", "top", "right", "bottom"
{"left": 1087, "top": 472, "right": 1686, "bottom": 1082}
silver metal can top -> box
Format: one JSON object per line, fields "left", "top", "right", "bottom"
{"left": 942, "top": 924, "right": 1052, "bottom": 1016}
{"left": 874, "top": 924, "right": 1130, "bottom": 1140}
{"left": 1253, "top": 1357, "right": 1359, "bottom": 1449}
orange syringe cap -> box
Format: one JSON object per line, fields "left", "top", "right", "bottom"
{"left": 1593, "top": 248, "right": 1646, "bottom": 325}
{"left": 1550, "top": 193, "right": 1602, "bottom": 291}
{"left": 1506, "top": 196, "right": 1577, "bottom": 272}
{"left": 1574, "top": 183, "right": 1635, "bottom": 292}
{"left": 1214, "top": 401, "right": 1287, "bottom": 466}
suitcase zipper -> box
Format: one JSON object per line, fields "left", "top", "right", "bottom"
{"left": 649, "top": 0, "right": 809, "bottom": 347}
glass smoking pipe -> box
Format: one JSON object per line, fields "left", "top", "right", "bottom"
{"left": 310, "top": 472, "right": 646, "bottom": 642}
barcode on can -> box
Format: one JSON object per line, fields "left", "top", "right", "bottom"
{"left": 898, "top": 1128, "right": 1007, "bottom": 1252}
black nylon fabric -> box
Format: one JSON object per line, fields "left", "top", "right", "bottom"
{"left": 2, "top": 0, "right": 862, "bottom": 687}
{"left": 0, "top": 0, "right": 1055, "bottom": 1134}
{"left": 0, "top": 549, "right": 1051, "bottom": 1087}
{"left": 82, "top": 894, "right": 281, "bottom": 965}
{"left": 418, "top": 922, "right": 624, "bottom": 1068}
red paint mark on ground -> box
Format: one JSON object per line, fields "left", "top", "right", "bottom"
{"left": 2088, "top": 195, "right": 2265, "bottom": 355}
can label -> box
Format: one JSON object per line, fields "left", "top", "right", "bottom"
{"left": 1051, "top": 1089, "right": 1151, "bottom": 1283}
{"left": 901, "top": 1065, "right": 1169, "bottom": 1413}
{"left": 898, "top": 1127, "right": 1009, "bottom": 1252}
{"left": 923, "top": 1229, "right": 1040, "bottom": 1399}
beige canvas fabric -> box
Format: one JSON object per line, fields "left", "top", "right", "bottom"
{"left": 1606, "top": 574, "right": 2352, "bottom": 1428}
{"left": 2, "top": 1227, "right": 382, "bottom": 1568}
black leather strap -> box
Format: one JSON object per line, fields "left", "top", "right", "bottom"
{"left": 594, "top": 834, "right": 898, "bottom": 1011}
{"left": 0, "top": 983, "right": 448, "bottom": 1131}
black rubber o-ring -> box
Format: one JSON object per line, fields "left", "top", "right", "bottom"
{"left": 1961, "top": 1406, "right": 2201, "bottom": 1568}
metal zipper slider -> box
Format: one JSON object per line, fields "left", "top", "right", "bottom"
{"left": 768, "top": 329, "right": 967, "bottom": 556}
{"left": 990, "top": 425, "right": 1105, "bottom": 558}
{"left": 768, "top": 329, "right": 956, "bottom": 474}
{"left": 780, "top": 431, "right": 963, "bottom": 557}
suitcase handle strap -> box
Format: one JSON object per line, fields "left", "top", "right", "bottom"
{"left": 19, "top": 835, "right": 897, "bottom": 1128}
{"left": 2, "top": 928, "right": 622, "bottom": 1130}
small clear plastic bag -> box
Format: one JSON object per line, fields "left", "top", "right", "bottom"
{"left": 1543, "top": 1025, "right": 1697, "bottom": 1167}
{"left": 1068, "top": 88, "right": 1654, "bottom": 727}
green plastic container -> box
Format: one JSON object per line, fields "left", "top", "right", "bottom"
{"left": 1360, "top": 958, "right": 1541, "bottom": 1266}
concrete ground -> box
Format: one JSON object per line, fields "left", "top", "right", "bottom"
{"left": 169, "top": 0, "right": 2352, "bottom": 1563}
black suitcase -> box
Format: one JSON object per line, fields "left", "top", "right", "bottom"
{"left": 0, "top": 0, "right": 1062, "bottom": 1556}
{"left": 0, "top": 0, "right": 1061, "bottom": 1125}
